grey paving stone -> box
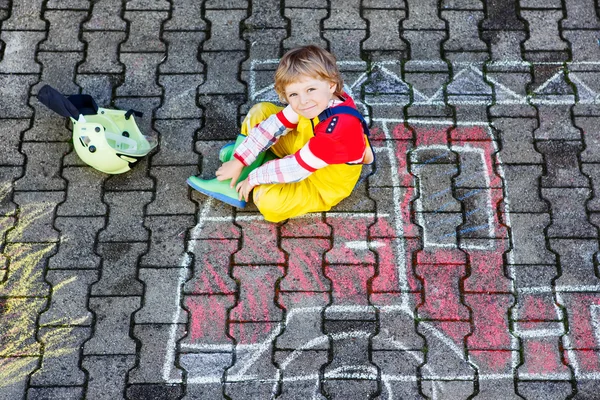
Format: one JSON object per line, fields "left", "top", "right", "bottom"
{"left": 273, "top": 350, "right": 329, "bottom": 398}
{"left": 25, "top": 103, "right": 72, "bottom": 142}
{"left": 562, "top": 0, "right": 600, "bottom": 29}
{"left": 326, "top": 214, "right": 376, "bottom": 265}
{"left": 280, "top": 239, "right": 330, "bottom": 292}
{"left": 39, "top": 269, "right": 97, "bottom": 326}
{"left": 35, "top": 51, "right": 83, "bottom": 95}
{"left": 125, "top": 0, "right": 170, "bottom": 10}
{"left": 233, "top": 221, "right": 284, "bottom": 263}
{"left": 0, "top": 75, "right": 38, "bottom": 118}
{"left": 583, "top": 164, "right": 600, "bottom": 211}
{"left": 0, "top": 120, "right": 28, "bottom": 165}
{"left": 325, "top": 30, "right": 368, "bottom": 63}
{"left": 284, "top": 0, "right": 326, "bottom": 8}
{"left": 85, "top": 297, "right": 140, "bottom": 355}
{"left": 225, "top": 344, "right": 279, "bottom": 387}
{"left": 57, "top": 167, "right": 107, "bottom": 217}
{"left": 363, "top": 0, "right": 406, "bottom": 6}
{"left": 533, "top": 108, "right": 580, "bottom": 141}
{"left": 160, "top": 32, "right": 205, "bottom": 74}
{"left": 362, "top": 8, "right": 404, "bottom": 53}
{"left": 83, "top": 0, "right": 127, "bottom": 31}
{"left": 146, "top": 167, "right": 197, "bottom": 214}
{"left": 121, "top": 11, "right": 168, "bottom": 52}
{"left": 1, "top": 0, "right": 46, "bottom": 30}
{"left": 103, "top": 157, "right": 155, "bottom": 190}
{"left": 325, "top": 265, "right": 376, "bottom": 320}
{"left": 242, "top": 29, "right": 287, "bottom": 68}
{"left": 0, "top": 243, "right": 52, "bottom": 296}
{"left": 521, "top": 10, "right": 569, "bottom": 52}
{"left": 442, "top": 9, "right": 487, "bottom": 54}
{"left": 564, "top": 31, "right": 600, "bottom": 69}
{"left": 136, "top": 268, "right": 186, "bottom": 323}
{"left": 403, "top": 32, "right": 447, "bottom": 72}
{"left": 164, "top": 0, "right": 206, "bottom": 31}
{"left": 483, "top": 31, "right": 527, "bottom": 63}
{"left": 39, "top": 10, "right": 87, "bottom": 51}
{"left": 542, "top": 188, "right": 597, "bottom": 238}
{"left": 412, "top": 163, "right": 461, "bottom": 212}
{"left": 324, "top": 0, "right": 365, "bottom": 30}
{"left": 245, "top": 0, "right": 287, "bottom": 29}
{"left": 417, "top": 321, "right": 475, "bottom": 378}
{"left": 198, "top": 52, "right": 246, "bottom": 94}
{"left": 126, "top": 384, "right": 184, "bottom": 400}
{"left": 206, "top": 0, "right": 247, "bottom": 7}
{"left": 12, "top": 142, "right": 67, "bottom": 190}
{"left": 141, "top": 215, "right": 194, "bottom": 265}
{"left": 322, "top": 379, "right": 379, "bottom": 400}
{"left": 0, "top": 361, "right": 37, "bottom": 400}
{"left": 537, "top": 140, "right": 589, "bottom": 187}
{"left": 181, "top": 383, "right": 224, "bottom": 400}
{"left": 79, "top": 31, "right": 126, "bottom": 74}
{"left": 372, "top": 350, "right": 424, "bottom": 399}
{"left": 7, "top": 191, "right": 63, "bottom": 243}
{"left": 92, "top": 242, "right": 146, "bottom": 296}
{"left": 98, "top": 191, "right": 152, "bottom": 242}
{"left": 283, "top": 8, "right": 328, "bottom": 50}
{"left": 517, "top": 380, "right": 574, "bottom": 400}
{"left": 48, "top": 217, "right": 104, "bottom": 269}
{"left": 403, "top": 0, "right": 446, "bottom": 30}
{"left": 0, "top": 31, "right": 45, "bottom": 74}
{"left": 512, "top": 264, "right": 558, "bottom": 288}
{"left": 152, "top": 119, "right": 201, "bottom": 166}
{"left": 502, "top": 165, "right": 548, "bottom": 212}
{"left": 550, "top": 239, "right": 600, "bottom": 287}
{"left": 224, "top": 382, "right": 279, "bottom": 400}
{"left": 421, "top": 380, "right": 475, "bottom": 399}
{"left": 577, "top": 118, "right": 600, "bottom": 162}
{"left": 276, "top": 293, "right": 329, "bottom": 349}
{"left": 128, "top": 324, "right": 185, "bottom": 383}
{"left": 46, "top": 0, "right": 88, "bottom": 8}
{"left": 27, "top": 387, "right": 85, "bottom": 400}
{"left": 180, "top": 294, "right": 235, "bottom": 347}
{"left": 203, "top": 9, "right": 247, "bottom": 51}
{"left": 116, "top": 53, "right": 163, "bottom": 97}
{"left": 230, "top": 265, "right": 284, "bottom": 320}
{"left": 492, "top": 118, "right": 542, "bottom": 164}
{"left": 0, "top": 296, "right": 46, "bottom": 356}
{"left": 183, "top": 239, "right": 238, "bottom": 294}
{"left": 82, "top": 355, "right": 136, "bottom": 400}
{"left": 30, "top": 326, "right": 91, "bottom": 386}
{"left": 75, "top": 75, "right": 121, "bottom": 109}
{"left": 156, "top": 75, "right": 202, "bottom": 119}
{"left": 506, "top": 213, "right": 556, "bottom": 265}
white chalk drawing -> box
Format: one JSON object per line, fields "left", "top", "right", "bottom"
{"left": 161, "top": 61, "right": 600, "bottom": 398}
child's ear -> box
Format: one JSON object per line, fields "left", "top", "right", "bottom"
{"left": 329, "top": 82, "right": 336, "bottom": 93}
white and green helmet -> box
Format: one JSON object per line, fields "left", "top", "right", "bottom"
{"left": 38, "top": 85, "right": 157, "bottom": 174}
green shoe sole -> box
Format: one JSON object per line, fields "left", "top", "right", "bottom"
{"left": 187, "top": 176, "right": 246, "bottom": 208}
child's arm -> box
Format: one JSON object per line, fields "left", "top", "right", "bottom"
{"left": 233, "top": 105, "right": 298, "bottom": 167}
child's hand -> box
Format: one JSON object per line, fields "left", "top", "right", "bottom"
{"left": 236, "top": 178, "right": 256, "bottom": 202}
{"left": 215, "top": 158, "right": 244, "bottom": 187}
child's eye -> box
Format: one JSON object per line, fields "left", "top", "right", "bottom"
{"left": 288, "top": 93, "right": 296, "bottom": 97}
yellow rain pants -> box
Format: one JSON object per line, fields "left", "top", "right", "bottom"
{"left": 240, "top": 102, "right": 362, "bottom": 222}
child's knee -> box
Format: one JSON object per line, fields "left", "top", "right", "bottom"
{"left": 241, "top": 102, "right": 282, "bottom": 135}
{"left": 253, "top": 186, "right": 288, "bottom": 223}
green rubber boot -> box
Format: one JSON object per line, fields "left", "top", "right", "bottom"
{"left": 187, "top": 134, "right": 274, "bottom": 208}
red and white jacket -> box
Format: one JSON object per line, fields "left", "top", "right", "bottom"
{"left": 234, "top": 94, "right": 368, "bottom": 187}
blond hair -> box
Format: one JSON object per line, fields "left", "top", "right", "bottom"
{"left": 274, "top": 45, "right": 344, "bottom": 103}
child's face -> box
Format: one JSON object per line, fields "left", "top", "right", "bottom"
{"left": 284, "top": 76, "right": 336, "bottom": 119}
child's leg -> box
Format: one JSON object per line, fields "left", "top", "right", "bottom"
{"left": 253, "top": 163, "right": 362, "bottom": 222}
{"left": 187, "top": 102, "right": 282, "bottom": 208}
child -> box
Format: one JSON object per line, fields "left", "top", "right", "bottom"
{"left": 187, "top": 45, "right": 373, "bottom": 222}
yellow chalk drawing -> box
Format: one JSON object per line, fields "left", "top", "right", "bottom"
{"left": 0, "top": 184, "right": 86, "bottom": 388}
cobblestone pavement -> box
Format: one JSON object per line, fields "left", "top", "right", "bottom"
{"left": 1, "top": 1, "right": 600, "bottom": 399}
